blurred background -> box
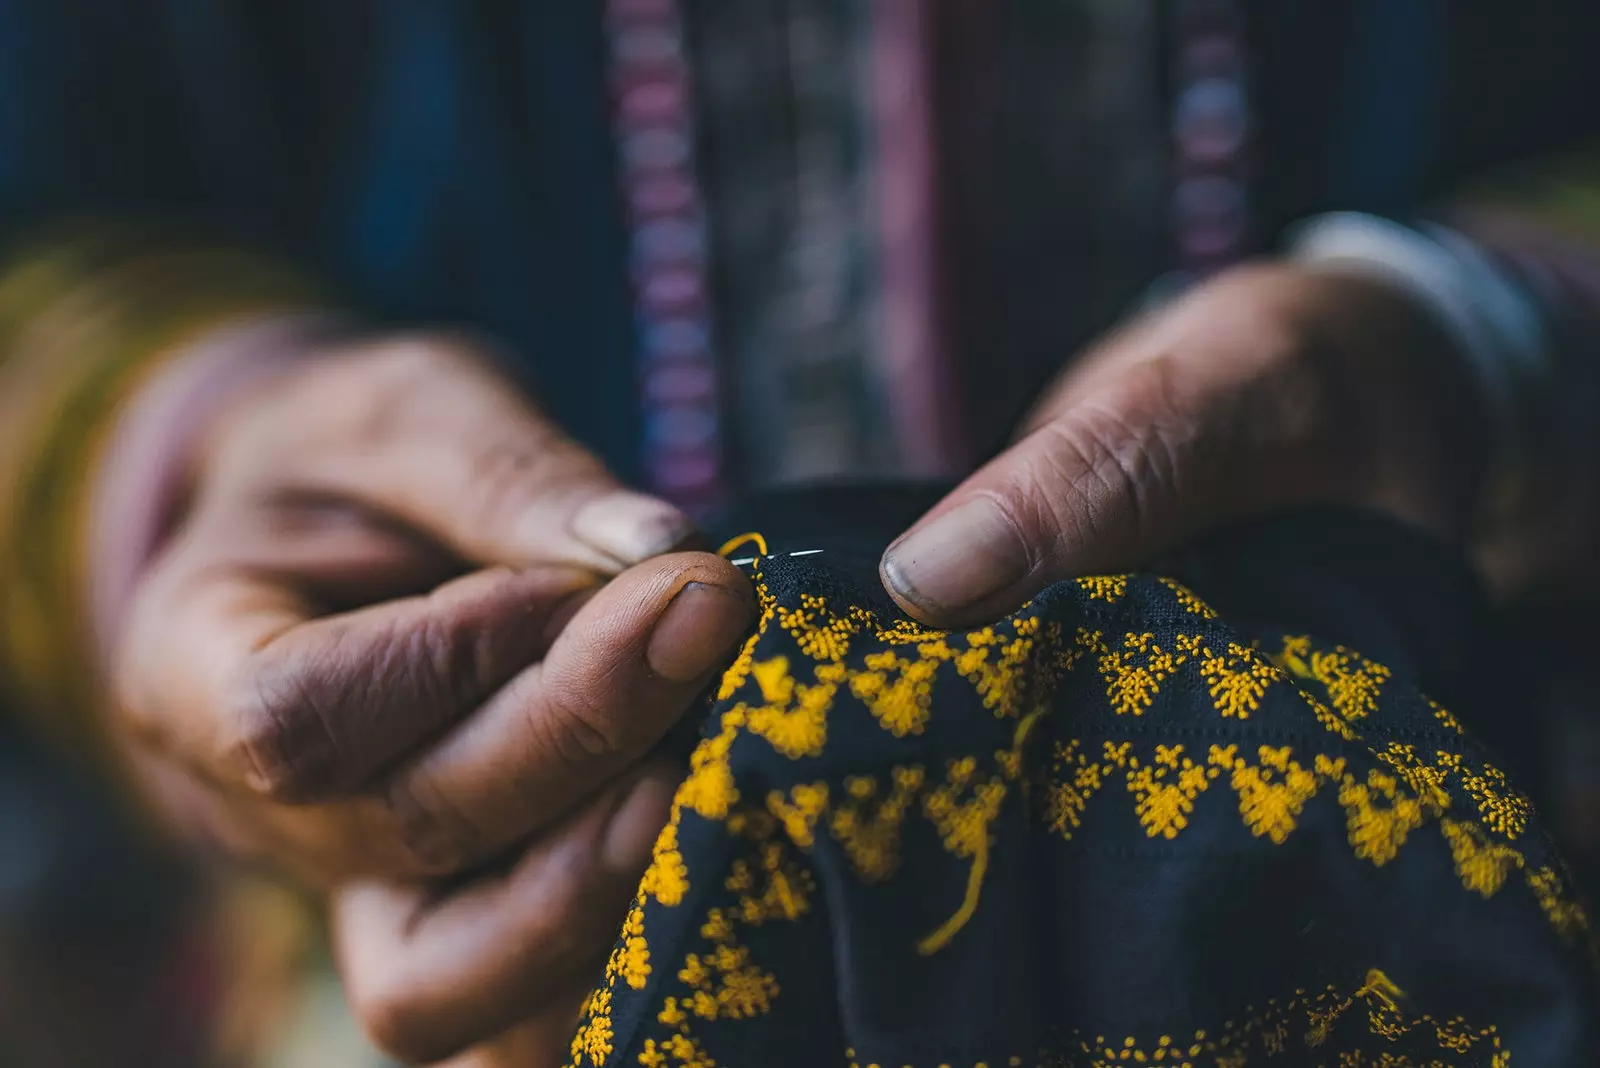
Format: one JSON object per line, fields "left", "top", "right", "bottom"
{"left": 3, "top": 1, "right": 1600, "bottom": 1065}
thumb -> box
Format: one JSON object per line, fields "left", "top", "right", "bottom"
{"left": 879, "top": 352, "right": 1341, "bottom": 627}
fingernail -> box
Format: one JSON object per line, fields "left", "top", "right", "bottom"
{"left": 882, "top": 497, "right": 1032, "bottom": 615}
{"left": 570, "top": 492, "right": 695, "bottom": 566}
{"left": 602, "top": 771, "right": 677, "bottom": 876}
{"left": 647, "top": 581, "right": 754, "bottom": 684}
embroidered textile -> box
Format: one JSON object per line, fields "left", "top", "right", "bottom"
{"left": 570, "top": 496, "right": 1597, "bottom": 1067}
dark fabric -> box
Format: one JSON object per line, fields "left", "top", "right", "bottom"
{"left": 568, "top": 490, "right": 1598, "bottom": 1067}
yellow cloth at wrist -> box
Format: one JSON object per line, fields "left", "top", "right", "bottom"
{"left": 0, "top": 225, "right": 327, "bottom": 764}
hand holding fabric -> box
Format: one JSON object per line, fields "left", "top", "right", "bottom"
{"left": 882, "top": 264, "right": 1489, "bottom": 626}
{"left": 97, "top": 331, "right": 753, "bottom": 1062}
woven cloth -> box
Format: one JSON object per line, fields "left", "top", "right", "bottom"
{"left": 569, "top": 491, "right": 1598, "bottom": 1067}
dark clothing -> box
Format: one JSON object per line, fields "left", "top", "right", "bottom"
{"left": 2, "top": 2, "right": 1599, "bottom": 481}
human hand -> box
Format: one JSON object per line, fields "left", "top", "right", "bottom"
{"left": 109, "top": 332, "right": 750, "bottom": 880}
{"left": 97, "top": 332, "right": 752, "bottom": 1060}
{"left": 330, "top": 756, "right": 677, "bottom": 1065}
{"left": 881, "top": 263, "right": 1488, "bottom": 625}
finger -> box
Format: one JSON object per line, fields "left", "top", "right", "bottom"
{"left": 336, "top": 761, "right": 677, "bottom": 1066}
{"left": 234, "top": 337, "right": 695, "bottom": 572}
{"left": 117, "top": 530, "right": 600, "bottom": 803}
{"left": 432, "top": 996, "right": 588, "bottom": 1068}
{"left": 880, "top": 307, "right": 1349, "bottom": 626}
{"left": 220, "top": 492, "right": 467, "bottom": 610}
{"left": 380, "top": 552, "right": 751, "bottom": 872}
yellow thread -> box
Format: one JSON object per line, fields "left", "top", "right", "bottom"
{"left": 918, "top": 757, "right": 1008, "bottom": 955}
{"left": 917, "top": 710, "right": 1040, "bottom": 956}
{"left": 715, "top": 561, "right": 776, "bottom": 701}
{"left": 716, "top": 531, "right": 768, "bottom": 558}
{"left": 918, "top": 835, "right": 988, "bottom": 956}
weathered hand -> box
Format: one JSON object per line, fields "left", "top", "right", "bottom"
{"left": 882, "top": 264, "right": 1486, "bottom": 626}
{"left": 100, "top": 332, "right": 752, "bottom": 1061}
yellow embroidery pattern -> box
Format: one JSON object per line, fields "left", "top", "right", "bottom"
{"left": 1438, "top": 752, "right": 1532, "bottom": 839}
{"left": 570, "top": 903, "right": 650, "bottom": 1066}
{"left": 1213, "top": 744, "right": 1336, "bottom": 845}
{"left": 1278, "top": 637, "right": 1391, "bottom": 723}
{"left": 829, "top": 767, "right": 925, "bottom": 881}
{"left": 1097, "top": 631, "right": 1201, "bottom": 716}
{"left": 639, "top": 816, "right": 809, "bottom": 1068}
{"left": 1441, "top": 819, "right": 1524, "bottom": 897}
{"left": 1529, "top": 865, "right": 1592, "bottom": 941}
{"left": 737, "top": 655, "right": 837, "bottom": 759}
{"left": 1076, "top": 574, "right": 1128, "bottom": 603}
{"left": 832, "top": 969, "right": 1506, "bottom": 1067}
{"left": 1337, "top": 767, "right": 1426, "bottom": 866}
{"left": 1042, "top": 739, "right": 1107, "bottom": 839}
{"left": 1160, "top": 576, "right": 1219, "bottom": 618}
{"left": 1055, "top": 968, "right": 1505, "bottom": 1067}
{"left": 1113, "top": 742, "right": 1220, "bottom": 840}
{"left": 569, "top": 561, "right": 1586, "bottom": 1067}
{"left": 1038, "top": 731, "right": 1583, "bottom": 934}
{"left": 850, "top": 649, "right": 942, "bottom": 737}
{"left": 1197, "top": 640, "right": 1277, "bottom": 719}
{"left": 1430, "top": 698, "right": 1466, "bottom": 734}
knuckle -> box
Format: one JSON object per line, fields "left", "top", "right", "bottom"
{"left": 465, "top": 438, "right": 557, "bottom": 518}
{"left": 338, "top": 334, "right": 501, "bottom": 441}
{"left": 462, "top": 434, "right": 604, "bottom": 529}
{"left": 1028, "top": 389, "right": 1189, "bottom": 552}
{"left": 348, "top": 971, "right": 455, "bottom": 1066}
{"left": 530, "top": 678, "right": 628, "bottom": 781}
{"left": 222, "top": 652, "right": 347, "bottom": 802}
{"left": 380, "top": 769, "right": 471, "bottom": 876}
{"left": 220, "top": 674, "right": 310, "bottom": 801}
{"left": 387, "top": 607, "right": 476, "bottom": 722}
{"left": 347, "top": 341, "right": 463, "bottom": 438}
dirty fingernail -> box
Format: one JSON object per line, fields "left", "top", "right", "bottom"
{"left": 881, "top": 497, "right": 1032, "bottom": 615}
